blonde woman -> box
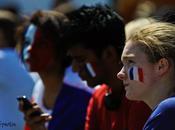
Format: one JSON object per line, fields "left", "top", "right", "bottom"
{"left": 118, "top": 22, "right": 175, "bottom": 130}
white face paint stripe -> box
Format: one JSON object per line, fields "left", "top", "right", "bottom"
{"left": 134, "top": 67, "right": 139, "bottom": 81}
{"left": 86, "top": 62, "right": 96, "bottom": 77}
{"left": 128, "top": 66, "right": 144, "bottom": 82}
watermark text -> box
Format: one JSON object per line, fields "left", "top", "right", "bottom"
{"left": 0, "top": 121, "right": 16, "bottom": 128}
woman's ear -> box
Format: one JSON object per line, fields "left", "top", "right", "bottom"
{"left": 156, "top": 58, "right": 170, "bottom": 76}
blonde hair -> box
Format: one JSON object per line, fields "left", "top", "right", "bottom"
{"left": 125, "top": 17, "right": 155, "bottom": 40}
{"left": 128, "top": 22, "right": 175, "bottom": 64}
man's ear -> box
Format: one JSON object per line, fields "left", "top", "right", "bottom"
{"left": 101, "top": 46, "right": 118, "bottom": 63}
{"left": 156, "top": 58, "right": 170, "bottom": 76}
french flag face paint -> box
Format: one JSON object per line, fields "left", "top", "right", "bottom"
{"left": 21, "top": 24, "right": 37, "bottom": 69}
{"left": 23, "top": 24, "right": 37, "bottom": 61}
{"left": 128, "top": 66, "right": 144, "bottom": 82}
{"left": 25, "top": 24, "right": 37, "bottom": 46}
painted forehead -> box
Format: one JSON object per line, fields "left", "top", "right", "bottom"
{"left": 24, "top": 24, "right": 37, "bottom": 46}
{"left": 28, "top": 26, "right": 49, "bottom": 46}
{"left": 22, "top": 24, "right": 37, "bottom": 62}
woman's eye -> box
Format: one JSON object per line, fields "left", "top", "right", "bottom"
{"left": 128, "top": 60, "right": 134, "bottom": 64}
{"left": 121, "top": 59, "right": 135, "bottom": 68}
{"left": 125, "top": 60, "right": 135, "bottom": 68}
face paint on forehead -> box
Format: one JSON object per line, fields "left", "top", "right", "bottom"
{"left": 25, "top": 24, "right": 37, "bottom": 46}
{"left": 23, "top": 24, "right": 37, "bottom": 61}
{"left": 128, "top": 66, "right": 144, "bottom": 82}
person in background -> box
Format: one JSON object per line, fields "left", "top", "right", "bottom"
{"left": 117, "top": 22, "right": 175, "bottom": 130}
{"left": 62, "top": 5, "right": 151, "bottom": 130}
{"left": 0, "top": 9, "right": 34, "bottom": 130}
{"left": 19, "top": 10, "right": 93, "bottom": 130}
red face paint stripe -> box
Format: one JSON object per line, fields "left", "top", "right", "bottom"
{"left": 138, "top": 67, "right": 144, "bottom": 82}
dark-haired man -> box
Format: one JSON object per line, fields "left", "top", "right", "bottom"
{"left": 63, "top": 5, "right": 151, "bottom": 130}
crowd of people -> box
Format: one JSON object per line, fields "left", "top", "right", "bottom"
{"left": 0, "top": 1, "right": 175, "bottom": 130}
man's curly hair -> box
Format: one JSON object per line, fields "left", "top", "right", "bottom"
{"left": 64, "top": 5, "right": 125, "bottom": 57}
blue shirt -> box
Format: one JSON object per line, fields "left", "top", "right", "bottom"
{"left": 48, "top": 83, "right": 92, "bottom": 130}
{"left": 143, "top": 96, "right": 175, "bottom": 130}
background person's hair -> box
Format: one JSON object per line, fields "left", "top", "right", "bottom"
{"left": 63, "top": 5, "right": 125, "bottom": 57}
{"left": 0, "top": 10, "right": 18, "bottom": 48}
{"left": 29, "top": 10, "right": 70, "bottom": 74}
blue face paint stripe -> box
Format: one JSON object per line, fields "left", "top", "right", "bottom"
{"left": 129, "top": 67, "right": 134, "bottom": 80}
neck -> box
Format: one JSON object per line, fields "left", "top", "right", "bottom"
{"left": 39, "top": 72, "right": 63, "bottom": 109}
{"left": 144, "top": 81, "right": 175, "bottom": 110}
{"left": 39, "top": 72, "right": 63, "bottom": 89}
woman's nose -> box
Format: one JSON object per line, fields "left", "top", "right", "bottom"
{"left": 117, "top": 67, "right": 126, "bottom": 80}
